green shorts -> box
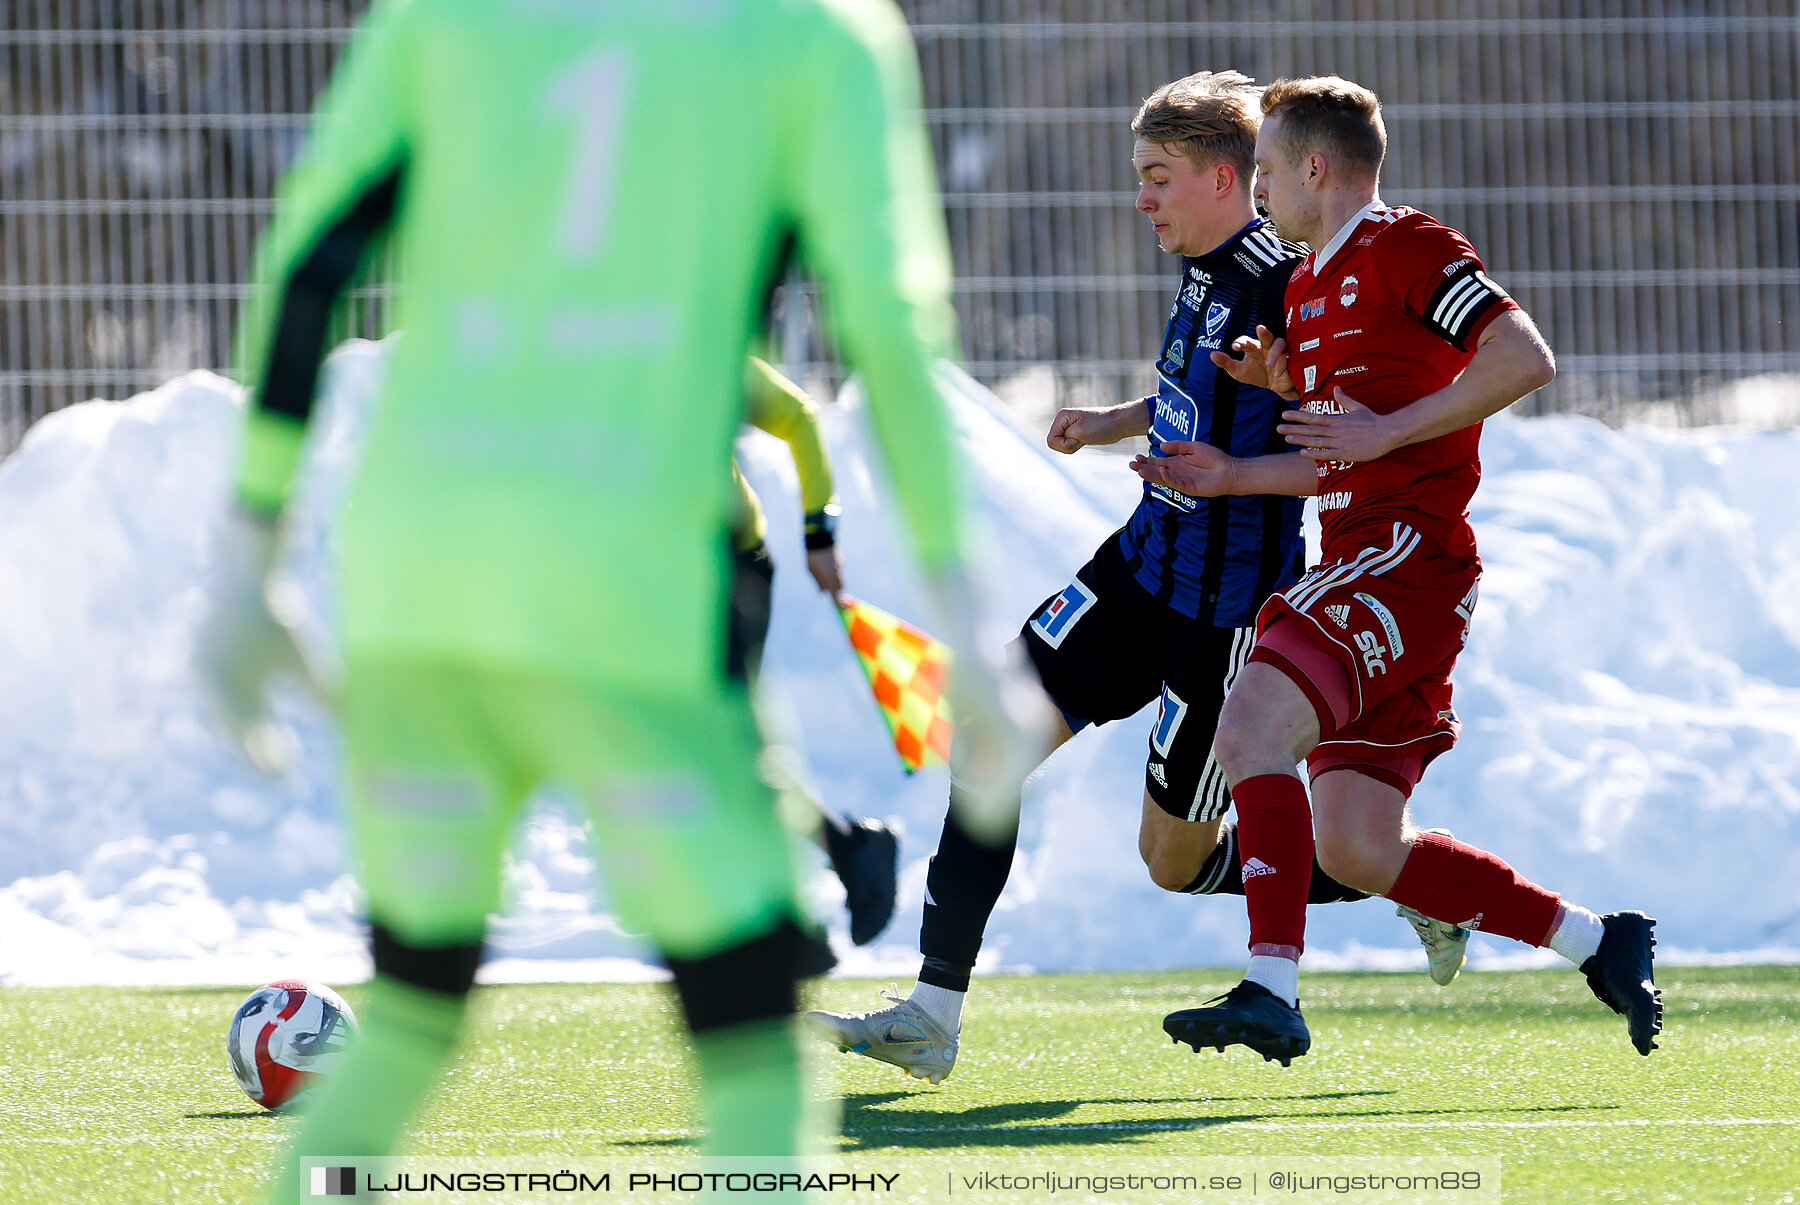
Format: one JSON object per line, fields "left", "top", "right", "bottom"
{"left": 338, "top": 658, "right": 803, "bottom": 959}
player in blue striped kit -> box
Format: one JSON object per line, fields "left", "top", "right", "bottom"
{"left": 805, "top": 71, "right": 1457, "bottom": 1083}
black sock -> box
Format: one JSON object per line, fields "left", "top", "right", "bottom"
{"left": 916, "top": 786, "right": 1019, "bottom": 992}
{"left": 665, "top": 917, "right": 804, "bottom": 1033}
{"left": 818, "top": 811, "right": 853, "bottom": 869}
{"left": 1179, "top": 821, "right": 1370, "bottom": 904}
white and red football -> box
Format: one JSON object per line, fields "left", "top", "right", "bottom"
{"left": 225, "top": 979, "right": 358, "bottom": 1110}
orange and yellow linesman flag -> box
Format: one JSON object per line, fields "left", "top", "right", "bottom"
{"left": 837, "top": 595, "right": 954, "bottom": 774}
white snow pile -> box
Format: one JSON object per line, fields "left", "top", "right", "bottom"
{"left": 0, "top": 338, "right": 1795, "bottom": 986}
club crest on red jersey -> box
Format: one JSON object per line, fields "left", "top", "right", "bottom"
{"left": 1339, "top": 275, "right": 1359, "bottom": 307}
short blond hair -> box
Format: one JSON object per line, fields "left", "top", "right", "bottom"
{"left": 1260, "top": 76, "right": 1386, "bottom": 179}
{"left": 1131, "top": 70, "right": 1262, "bottom": 182}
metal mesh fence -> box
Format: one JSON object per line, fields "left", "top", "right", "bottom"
{"left": 902, "top": 0, "right": 1800, "bottom": 428}
{"left": 2, "top": 1, "right": 1796, "bottom": 448}
{"left": 0, "top": 0, "right": 383, "bottom": 449}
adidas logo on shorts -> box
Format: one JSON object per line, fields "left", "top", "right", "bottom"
{"left": 1325, "top": 604, "right": 1351, "bottom": 628}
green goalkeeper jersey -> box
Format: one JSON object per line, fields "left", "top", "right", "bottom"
{"left": 236, "top": 0, "right": 963, "bottom": 698}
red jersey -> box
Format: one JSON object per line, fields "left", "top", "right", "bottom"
{"left": 1284, "top": 204, "right": 1519, "bottom": 563}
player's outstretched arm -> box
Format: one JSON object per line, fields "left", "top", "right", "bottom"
{"left": 203, "top": 0, "right": 413, "bottom": 772}
{"left": 235, "top": 0, "right": 413, "bottom": 516}
{"left": 1130, "top": 442, "right": 1318, "bottom": 498}
{"left": 1280, "top": 309, "right": 1554, "bottom": 464}
{"left": 1046, "top": 397, "right": 1152, "bottom": 453}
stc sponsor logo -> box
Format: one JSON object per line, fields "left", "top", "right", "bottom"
{"left": 1355, "top": 629, "right": 1388, "bottom": 676}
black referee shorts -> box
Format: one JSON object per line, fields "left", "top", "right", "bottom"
{"left": 1017, "top": 530, "right": 1254, "bottom": 823}
{"left": 724, "top": 539, "right": 776, "bottom": 685}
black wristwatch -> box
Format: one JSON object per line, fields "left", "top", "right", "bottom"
{"left": 803, "top": 504, "right": 840, "bottom": 551}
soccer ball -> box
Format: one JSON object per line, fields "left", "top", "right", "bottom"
{"left": 225, "top": 979, "right": 358, "bottom": 1110}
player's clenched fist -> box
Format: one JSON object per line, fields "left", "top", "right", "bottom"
{"left": 1045, "top": 408, "right": 1094, "bottom": 453}
{"left": 1046, "top": 396, "right": 1155, "bottom": 454}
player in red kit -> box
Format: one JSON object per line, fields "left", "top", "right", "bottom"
{"left": 1132, "top": 75, "right": 1661, "bottom": 1065}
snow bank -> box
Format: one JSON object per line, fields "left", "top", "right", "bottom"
{"left": 0, "top": 339, "right": 1794, "bottom": 984}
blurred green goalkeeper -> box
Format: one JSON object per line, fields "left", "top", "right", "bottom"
{"left": 196, "top": 0, "right": 1038, "bottom": 1197}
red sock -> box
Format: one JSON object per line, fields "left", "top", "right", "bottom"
{"left": 1232, "top": 774, "right": 1314, "bottom": 954}
{"left": 1387, "top": 831, "right": 1562, "bottom": 946}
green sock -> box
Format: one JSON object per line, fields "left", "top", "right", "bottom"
{"left": 689, "top": 1016, "right": 824, "bottom": 1158}
{"left": 264, "top": 975, "right": 467, "bottom": 1204}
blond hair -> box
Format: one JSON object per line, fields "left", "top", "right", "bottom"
{"left": 1131, "top": 70, "right": 1262, "bottom": 181}
{"left": 1260, "top": 76, "right": 1386, "bottom": 179}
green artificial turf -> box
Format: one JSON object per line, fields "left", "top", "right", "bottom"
{"left": 0, "top": 968, "right": 1794, "bottom": 1203}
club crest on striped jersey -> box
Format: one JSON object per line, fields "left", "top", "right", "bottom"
{"left": 1031, "top": 578, "right": 1097, "bottom": 649}
{"left": 1203, "top": 299, "right": 1231, "bottom": 343}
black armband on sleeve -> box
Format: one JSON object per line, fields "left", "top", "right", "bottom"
{"left": 803, "top": 504, "right": 840, "bottom": 551}
{"left": 1424, "top": 261, "right": 1510, "bottom": 351}
{"left": 259, "top": 164, "right": 404, "bottom": 423}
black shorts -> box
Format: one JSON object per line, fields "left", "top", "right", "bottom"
{"left": 725, "top": 540, "right": 775, "bottom": 684}
{"left": 1018, "top": 530, "right": 1254, "bottom": 823}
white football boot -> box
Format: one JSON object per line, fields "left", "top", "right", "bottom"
{"left": 1396, "top": 905, "right": 1471, "bottom": 985}
{"left": 1396, "top": 827, "right": 1471, "bottom": 986}
{"left": 803, "top": 986, "right": 959, "bottom": 1084}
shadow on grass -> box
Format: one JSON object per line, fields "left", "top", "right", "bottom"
{"left": 838, "top": 1091, "right": 1619, "bottom": 1150}
{"left": 183, "top": 1109, "right": 286, "bottom": 1120}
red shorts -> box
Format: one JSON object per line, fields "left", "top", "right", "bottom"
{"left": 1253, "top": 521, "right": 1479, "bottom": 781}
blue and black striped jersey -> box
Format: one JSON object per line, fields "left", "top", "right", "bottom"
{"left": 1119, "top": 217, "right": 1307, "bottom": 625}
